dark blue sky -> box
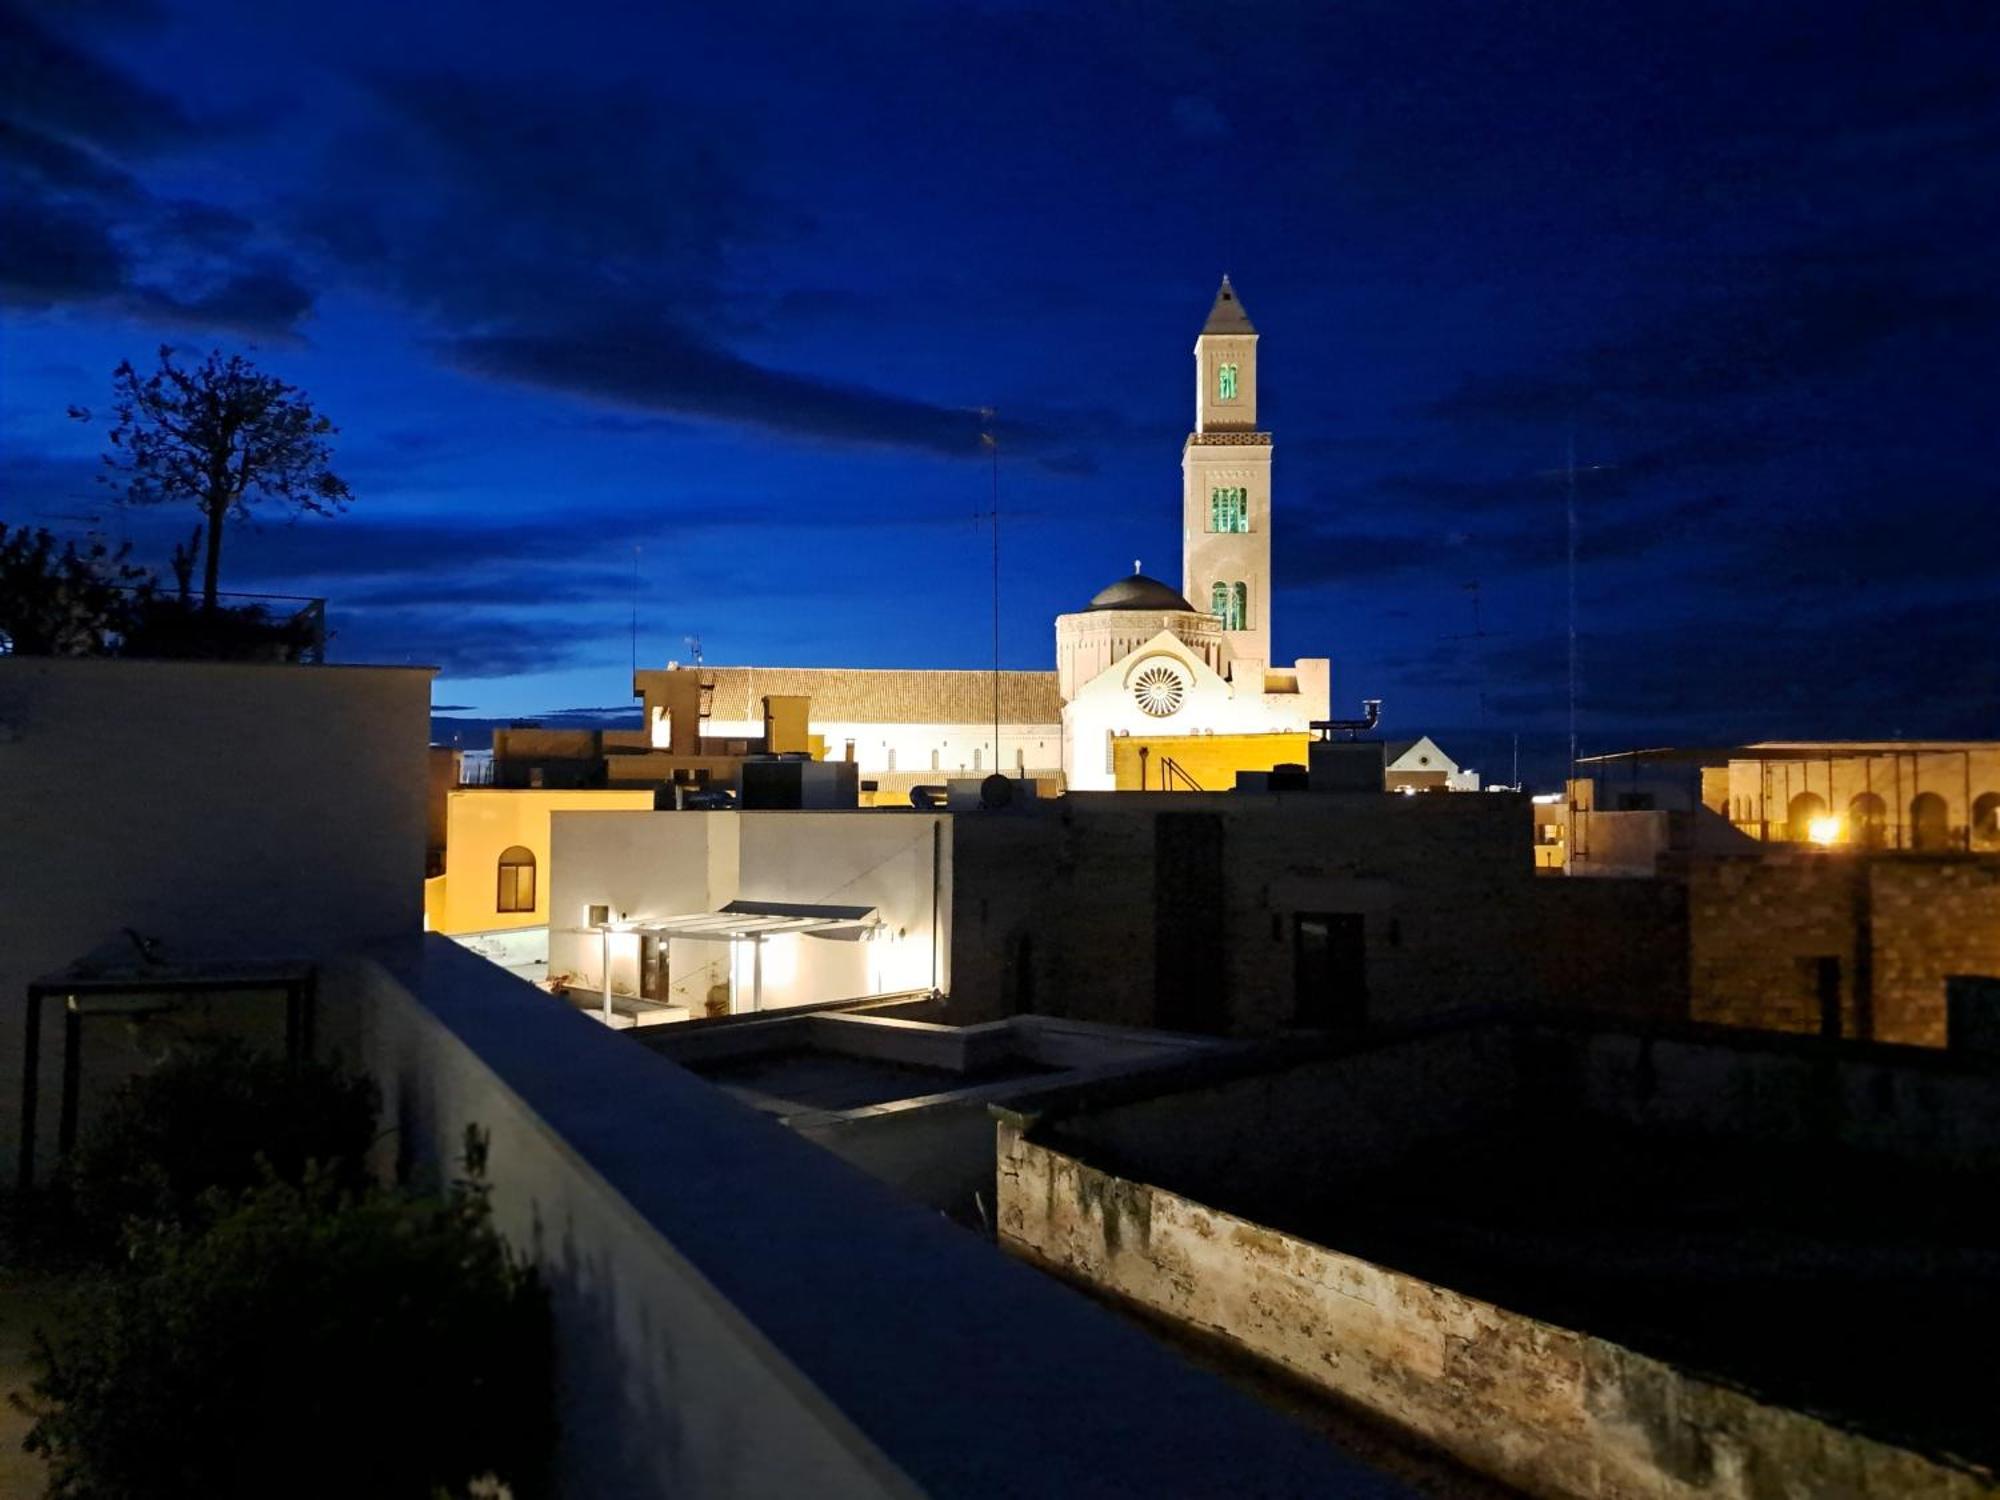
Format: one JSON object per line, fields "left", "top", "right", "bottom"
{"left": 4, "top": 0, "right": 1995, "bottom": 745}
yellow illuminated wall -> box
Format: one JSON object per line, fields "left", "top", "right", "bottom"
{"left": 1112, "top": 732, "right": 1310, "bottom": 791}
{"left": 433, "top": 788, "right": 656, "bottom": 935}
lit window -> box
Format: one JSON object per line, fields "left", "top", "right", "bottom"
{"left": 1208, "top": 487, "right": 1248, "bottom": 533}
{"left": 1218, "top": 363, "right": 1238, "bottom": 401}
{"left": 496, "top": 846, "right": 537, "bottom": 914}
{"left": 1211, "top": 581, "right": 1247, "bottom": 630}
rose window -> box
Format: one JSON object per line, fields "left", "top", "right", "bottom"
{"left": 1132, "top": 663, "right": 1186, "bottom": 718}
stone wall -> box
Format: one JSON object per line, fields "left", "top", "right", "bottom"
{"left": 1521, "top": 878, "right": 1688, "bottom": 1021}
{"left": 1688, "top": 855, "right": 2000, "bottom": 1045}
{"left": 999, "top": 1121, "right": 1993, "bottom": 1500}
{"left": 1688, "top": 858, "right": 1862, "bottom": 1036}
{"left": 1872, "top": 859, "right": 2000, "bottom": 1045}
{"left": 949, "top": 792, "right": 1540, "bottom": 1036}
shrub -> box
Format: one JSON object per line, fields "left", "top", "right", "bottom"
{"left": 23, "top": 1145, "right": 554, "bottom": 1500}
{"left": 65, "top": 1038, "right": 379, "bottom": 1252}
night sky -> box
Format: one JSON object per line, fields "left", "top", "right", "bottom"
{"left": 4, "top": 1, "right": 1995, "bottom": 759}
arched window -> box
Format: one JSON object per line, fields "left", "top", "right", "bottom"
{"left": 1231, "top": 581, "right": 1249, "bottom": 631}
{"left": 1974, "top": 792, "right": 2000, "bottom": 851}
{"left": 1210, "top": 581, "right": 1229, "bottom": 621}
{"left": 1786, "top": 791, "right": 1826, "bottom": 843}
{"left": 1849, "top": 792, "right": 1888, "bottom": 849}
{"left": 1910, "top": 791, "right": 1950, "bottom": 851}
{"left": 1218, "top": 363, "right": 1238, "bottom": 401}
{"left": 496, "top": 846, "right": 537, "bottom": 913}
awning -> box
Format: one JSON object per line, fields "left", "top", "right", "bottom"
{"left": 604, "top": 899, "right": 879, "bottom": 942}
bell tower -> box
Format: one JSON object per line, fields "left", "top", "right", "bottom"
{"left": 1182, "top": 275, "right": 1272, "bottom": 682}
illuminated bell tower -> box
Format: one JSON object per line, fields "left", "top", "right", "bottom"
{"left": 1181, "top": 275, "right": 1272, "bottom": 683}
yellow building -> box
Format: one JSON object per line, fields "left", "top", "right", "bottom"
{"left": 426, "top": 788, "right": 656, "bottom": 935}
{"left": 1111, "top": 731, "right": 1309, "bottom": 791}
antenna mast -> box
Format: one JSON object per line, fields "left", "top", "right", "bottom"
{"left": 982, "top": 408, "right": 1001, "bottom": 774}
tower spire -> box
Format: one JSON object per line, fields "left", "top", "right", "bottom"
{"left": 1201, "top": 275, "right": 1256, "bottom": 336}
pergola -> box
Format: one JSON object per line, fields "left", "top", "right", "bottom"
{"left": 570, "top": 900, "right": 880, "bottom": 1019}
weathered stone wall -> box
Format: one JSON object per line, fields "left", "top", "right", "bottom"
{"left": 949, "top": 792, "right": 1541, "bottom": 1036}
{"left": 1688, "top": 855, "right": 2000, "bottom": 1045}
{"left": 1688, "top": 858, "right": 1862, "bottom": 1036}
{"left": 998, "top": 1122, "right": 1995, "bottom": 1500}
{"left": 1871, "top": 859, "right": 2000, "bottom": 1045}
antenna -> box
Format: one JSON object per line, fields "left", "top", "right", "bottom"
{"left": 1537, "top": 438, "right": 1617, "bottom": 856}
{"left": 629, "top": 544, "right": 640, "bottom": 680}
{"left": 683, "top": 633, "right": 703, "bottom": 668}
{"left": 981, "top": 408, "right": 1001, "bottom": 775}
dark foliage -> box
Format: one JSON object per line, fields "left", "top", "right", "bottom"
{"left": 118, "top": 594, "right": 324, "bottom": 662}
{"left": 0, "top": 522, "right": 149, "bottom": 656}
{"left": 77, "top": 346, "right": 350, "bottom": 609}
{"left": 65, "top": 1039, "right": 378, "bottom": 1251}
{"left": 22, "top": 1153, "right": 554, "bottom": 1500}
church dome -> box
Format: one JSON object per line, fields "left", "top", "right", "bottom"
{"left": 1086, "top": 573, "right": 1196, "bottom": 613}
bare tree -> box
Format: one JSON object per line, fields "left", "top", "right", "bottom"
{"left": 81, "top": 347, "right": 351, "bottom": 610}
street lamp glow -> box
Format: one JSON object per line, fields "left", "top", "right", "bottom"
{"left": 1807, "top": 815, "right": 1842, "bottom": 846}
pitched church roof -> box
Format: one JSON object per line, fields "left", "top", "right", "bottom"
{"left": 1200, "top": 275, "right": 1256, "bottom": 336}
{"left": 697, "top": 666, "right": 1062, "bottom": 725}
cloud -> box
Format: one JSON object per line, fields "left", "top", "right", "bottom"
{"left": 0, "top": 21, "right": 314, "bottom": 337}
{"left": 1486, "top": 593, "right": 2000, "bottom": 741}
{"left": 0, "top": 191, "right": 128, "bottom": 303}
{"left": 441, "top": 321, "right": 1000, "bottom": 459}
{"left": 1281, "top": 492, "right": 1735, "bottom": 588}
{"left": 327, "top": 604, "right": 607, "bottom": 680}
{"left": 1428, "top": 239, "right": 2000, "bottom": 427}
{"left": 0, "top": 2, "right": 194, "bottom": 154}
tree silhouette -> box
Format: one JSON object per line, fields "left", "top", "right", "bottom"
{"left": 0, "top": 523, "right": 152, "bottom": 656}
{"left": 83, "top": 347, "right": 350, "bottom": 610}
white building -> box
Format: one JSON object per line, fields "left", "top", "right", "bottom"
{"left": 548, "top": 809, "right": 949, "bottom": 1019}
{"left": 1384, "top": 735, "right": 1481, "bottom": 793}
{"left": 665, "top": 277, "right": 1330, "bottom": 794}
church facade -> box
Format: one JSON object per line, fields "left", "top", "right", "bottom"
{"left": 687, "top": 277, "right": 1330, "bottom": 793}
{"left": 1056, "top": 276, "right": 1329, "bottom": 789}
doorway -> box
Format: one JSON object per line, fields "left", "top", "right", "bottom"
{"left": 1294, "top": 913, "right": 1367, "bottom": 1028}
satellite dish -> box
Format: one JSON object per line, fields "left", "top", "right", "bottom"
{"left": 980, "top": 773, "right": 1014, "bottom": 809}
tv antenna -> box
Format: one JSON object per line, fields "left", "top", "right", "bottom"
{"left": 1538, "top": 437, "right": 1616, "bottom": 830}
{"left": 683, "top": 633, "right": 703, "bottom": 668}
{"left": 980, "top": 407, "right": 1001, "bottom": 774}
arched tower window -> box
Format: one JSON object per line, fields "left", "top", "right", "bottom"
{"left": 496, "top": 846, "right": 537, "bottom": 914}
{"left": 1232, "top": 581, "right": 1249, "bottom": 631}
{"left": 1210, "top": 581, "right": 1229, "bottom": 622}
{"left": 1974, "top": 792, "right": 2000, "bottom": 851}
{"left": 1910, "top": 791, "right": 1950, "bottom": 851}
{"left": 1786, "top": 791, "right": 1826, "bottom": 843}
{"left": 1218, "top": 363, "right": 1238, "bottom": 401}
{"left": 1849, "top": 792, "right": 1887, "bottom": 849}
{"left": 1208, "top": 487, "right": 1248, "bottom": 533}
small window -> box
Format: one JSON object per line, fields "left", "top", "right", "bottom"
{"left": 886, "top": 747, "right": 896, "bottom": 771}
{"left": 930, "top": 748, "right": 940, "bottom": 771}
{"left": 1209, "top": 581, "right": 1249, "bottom": 630}
{"left": 496, "top": 846, "right": 537, "bottom": 914}
{"left": 1207, "top": 486, "right": 1249, "bottom": 533}
{"left": 1218, "top": 362, "right": 1238, "bottom": 401}
{"left": 973, "top": 747, "right": 982, "bottom": 771}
